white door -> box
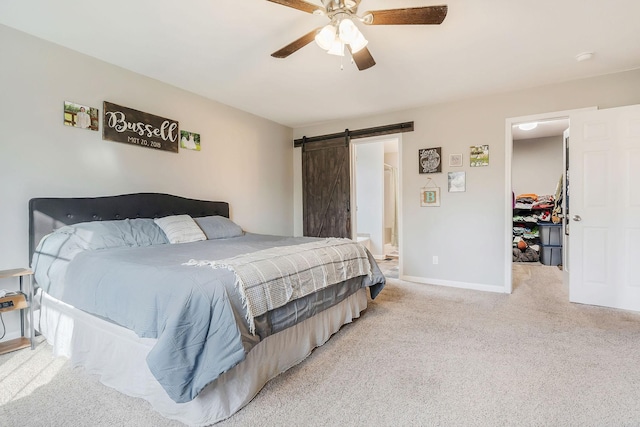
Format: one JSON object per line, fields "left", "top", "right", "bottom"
{"left": 569, "top": 105, "right": 640, "bottom": 310}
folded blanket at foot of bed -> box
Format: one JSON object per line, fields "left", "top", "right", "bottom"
{"left": 185, "top": 238, "right": 372, "bottom": 334}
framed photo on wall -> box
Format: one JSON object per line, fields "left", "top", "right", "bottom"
{"left": 180, "top": 130, "right": 201, "bottom": 151}
{"left": 64, "top": 101, "right": 99, "bottom": 131}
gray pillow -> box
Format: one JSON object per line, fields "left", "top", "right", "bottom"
{"left": 32, "top": 218, "right": 168, "bottom": 292}
{"left": 194, "top": 216, "right": 243, "bottom": 239}
{"left": 59, "top": 218, "right": 168, "bottom": 250}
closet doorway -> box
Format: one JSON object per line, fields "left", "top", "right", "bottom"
{"left": 511, "top": 118, "right": 568, "bottom": 265}
{"left": 504, "top": 108, "right": 595, "bottom": 294}
{"left": 352, "top": 135, "right": 401, "bottom": 279}
{"left": 509, "top": 117, "right": 569, "bottom": 295}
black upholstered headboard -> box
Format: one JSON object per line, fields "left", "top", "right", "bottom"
{"left": 29, "top": 193, "right": 229, "bottom": 264}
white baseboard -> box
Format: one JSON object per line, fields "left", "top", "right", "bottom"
{"left": 400, "top": 275, "right": 507, "bottom": 294}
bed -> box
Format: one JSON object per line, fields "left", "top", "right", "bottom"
{"left": 28, "top": 193, "right": 385, "bottom": 426}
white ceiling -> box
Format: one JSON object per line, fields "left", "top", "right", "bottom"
{"left": 1, "top": 0, "right": 639, "bottom": 128}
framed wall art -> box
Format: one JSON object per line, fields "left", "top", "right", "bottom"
{"left": 64, "top": 101, "right": 99, "bottom": 131}
{"left": 449, "top": 153, "right": 463, "bottom": 167}
{"left": 418, "top": 147, "right": 442, "bottom": 174}
{"left": 448, "top": 171, "right": 466, "bottom": 192}
{"left": 420, "top": 179, "right": 441, "bottom": 207}
{"left": 103, "top": 101, "right": 179, "bottom": 153}
{"left": 470, "top": 145, "right": 489, "bottom": 167}
{"left": 180, "top": 130, "right": 201, "bottom": 151}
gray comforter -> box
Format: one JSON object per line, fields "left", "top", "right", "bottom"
{"left": 32, "top": 224, "right": 384, "bottom": 403}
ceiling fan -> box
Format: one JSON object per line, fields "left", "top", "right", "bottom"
{"left": 268, "top": 0, "right": 448, "bottom": 71}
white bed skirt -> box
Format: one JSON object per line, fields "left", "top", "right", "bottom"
{"left": 35, "top": 288, "right": 368, "bottom": 426}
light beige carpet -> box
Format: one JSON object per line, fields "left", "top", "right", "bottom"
{"left": 2, "top": 264, "right": 640, "bottom": 426}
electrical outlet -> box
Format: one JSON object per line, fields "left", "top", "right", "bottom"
{"left": 433, "top": 256, "right": 439, "bottom": 265}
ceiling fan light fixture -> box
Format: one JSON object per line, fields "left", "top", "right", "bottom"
{"left": 269, "top": 1, "right": 447, "bottom": 70}
{"left": 327, "top": 38, "right": 345, "bottom": 56}
{"left": 338, "top": 17, "right": 368, "bottom": 53}
{"left": 349, "top": 31, "right": 368, "bottom": 53}
{"left": 315, "top": 24, "right": 336, "bottom": 51}
{"left": 338, "top": 18, "right": 359, "bottom": 44}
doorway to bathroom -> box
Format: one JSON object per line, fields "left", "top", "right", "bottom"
{"left": 352, "top": 135, "right": 401, "bottom": 279}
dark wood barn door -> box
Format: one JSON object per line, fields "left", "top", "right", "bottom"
{"left": 302, "top": 137, "right": 351, "bottom": 238}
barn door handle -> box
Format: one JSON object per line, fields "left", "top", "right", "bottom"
{"left": 572, "top": 215, "right": 582, "bottom": 222}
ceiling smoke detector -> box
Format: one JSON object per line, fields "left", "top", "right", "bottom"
{"left": 575, "top": 52, "right": 594, "bottom": 62}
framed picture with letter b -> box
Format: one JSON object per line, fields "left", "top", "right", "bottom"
{"left": 420, "top": 187, "right": 441, "bottom": 207}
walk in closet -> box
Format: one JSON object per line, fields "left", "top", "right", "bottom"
{"left": 511, "top": 120, "right": 568, "bottom": 266}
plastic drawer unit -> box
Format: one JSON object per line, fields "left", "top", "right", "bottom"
{"left": 538, "top": 222, "right": 562, "bottom": 246}
{"left": 540, "top": 245, "right": 562, "bottom": 266}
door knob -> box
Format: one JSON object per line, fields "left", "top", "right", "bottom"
{"left": 572, "top": 215, "right": 582, "bottom": 222}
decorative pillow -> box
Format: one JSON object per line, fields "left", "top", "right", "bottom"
{"left": 154, "top": 215, "right": 207, "bottom": 244}
{"left": 194, "top": 215, "right": 244, "bottom": 239}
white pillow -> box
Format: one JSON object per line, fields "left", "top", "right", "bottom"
{"left": 154, "top": 215, "right": 206, "bottom": 244}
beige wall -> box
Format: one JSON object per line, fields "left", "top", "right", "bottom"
{"left": 512, "top": 135, "right": 564, "bottom": 197}
{"left": 293, "top": 69, "right": 640, "bottom": 291}
{"left": 0, "top": 25, "right": 293, "bottom": 291}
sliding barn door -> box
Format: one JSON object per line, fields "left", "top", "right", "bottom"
{"left": 302, "top": 136, "right": 351, "bottom": 238}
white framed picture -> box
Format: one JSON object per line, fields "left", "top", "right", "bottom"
{"left": 449, "top": 153, "right": 463, "bottom": 167}
{"left": 448, "top": 171, "right": 466, "bottom": 192}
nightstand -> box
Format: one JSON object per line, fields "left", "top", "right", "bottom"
{"left": 0, "top": 268, "right": 35, "bottom": 355}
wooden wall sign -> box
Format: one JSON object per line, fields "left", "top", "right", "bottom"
{"left": 103, "top": 101, "right": 179, "bottom": 153}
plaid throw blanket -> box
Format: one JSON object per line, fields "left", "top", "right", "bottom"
{"left": 184, "top": 238, "right": 371, "bottom": 334}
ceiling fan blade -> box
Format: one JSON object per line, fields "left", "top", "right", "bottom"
{"left": 362, "top": 5, "right": 448, "bottom": 25}
{"left": 348, "top": 46, "right": 376, "bottom": 71}
{"left": 267, "top": 0, "right": 324, "bottom": 14}
{"left": 271, "top": 29, "right": 319, "bottom": 58}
